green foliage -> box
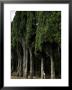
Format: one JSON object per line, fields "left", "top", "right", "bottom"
{"left": 35, "top": 11, "right": 61, "bottom": 52}
{"left": 26, "top": 11, "right": 36, "bottom": 48}
{"left": 48, "top": 11, "right": 61, "bottom": 45}
{"left": 19, "top": 11, "right": 27, "bottom": 38}
{"left": 11, "top": 11, "right": 61, "bottom": 52}
{"left": 11, "top": 11, "right": 21, "bottom": 48}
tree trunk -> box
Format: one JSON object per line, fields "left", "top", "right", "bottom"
{"left": 17, "top": 51, "right": 22, "bottom": 77}
{"left": 24, "top": 48, "right": 28, "bottom": 78}
{"left": 50, "top": 54, "right": 55, "bottom": 79}
{"left": 11, "top": 55, "right": 14, "bottom": 73}
{"left": 22, "top": 39, "right": 26, "bottom": 77}
{"left": 29, "top": 48, "right": 33, "bottom": 79}
{"left": 41, "top": 57, "right": 44, "bottom": 79}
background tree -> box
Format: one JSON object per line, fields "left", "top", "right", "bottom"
{"left": 35, "top": 11, "right": 61, "bottom": 78}
{"left": 11, "top": 11, "right": 61, "bottom": 79}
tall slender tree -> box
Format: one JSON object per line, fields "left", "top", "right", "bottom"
{"left": 11, "top": 11, "right": 61, "bottom": 79}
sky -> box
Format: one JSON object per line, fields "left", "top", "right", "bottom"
{"left": 10, "top": 11, "right": 16, "bottom": 22}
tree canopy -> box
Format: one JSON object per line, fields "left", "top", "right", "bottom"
{"left": 11, "top": 11, "right": 61, "bottom": 79}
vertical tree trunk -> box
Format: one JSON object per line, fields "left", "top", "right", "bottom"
{"left": 50, "top": 54, "right": 55, "bottom": 79}
{"left": 17, "top": 51, "right": 22, "bottom": 77}
{"left": 22, "top": 40, "right": 26, "bottom": 77}
{"left": 17, "top": 58, "right": 19, "bottom": 76}
{"left": 11, "top": 55, "right": 14, "bottom": 73}
{"left": 29, "top": 48, "right": 33, "bottom": 79}
{"left": 25, "top": 48, "right": 28, "bottom": 78}
{"left": 19, "top": 57, "right": 22, "bottom": 76}
{"left": 41, "top": 57, "right": 44, "bottom": 79}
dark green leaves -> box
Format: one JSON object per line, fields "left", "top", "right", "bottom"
{"left": 11, "top": 11, "right": 61, "bottom": 52}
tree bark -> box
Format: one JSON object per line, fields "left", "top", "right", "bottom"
{"left": 29, "top": 48, "right": 33, "bottom": 79}
{"left": 17, "top": 51, "right": 22, "bottom": 77}
{"left": 22, "top": 39, "right": 26, "bottom": 77}
{"left": 11, "top": 54, "right": 14, "bottom": 73}
{"left": 24, "top": 48, "right": 28, "bottom": 78}
{"left": 50, "top": 54, "right": 55, "bottom": 79}
{"left": 41, "top": 57, "right": 44, "bottom": 79}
